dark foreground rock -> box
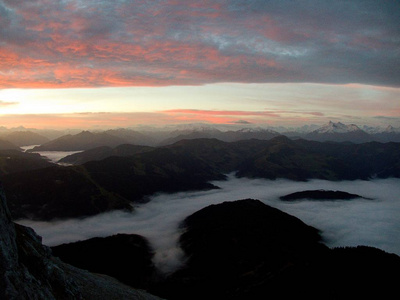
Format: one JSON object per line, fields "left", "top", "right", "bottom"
{"left": 153, "top": 199, "right": 400, "bottom": 300}
{"left": 0, "top": 183, "right": 163, "bottom": 300}
{"left": 52, "top": 234, "right": 158, "bottom": 290}
{"left": 280, "top": 189, "right": 367, "bottom": 201}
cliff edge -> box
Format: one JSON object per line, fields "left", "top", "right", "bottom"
{"left": 0, "top": 182, "right": 162, "bottom": 300}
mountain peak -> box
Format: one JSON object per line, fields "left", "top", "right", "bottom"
{"left": 315, "top": 121, "right": 362, "bottom": 134}
{"left": 384, "top": 125, "right": 399, "bottom": 133}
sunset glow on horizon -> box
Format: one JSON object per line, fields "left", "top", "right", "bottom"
{"left": 0, "top": 0, "right": 399, "bottom": 129}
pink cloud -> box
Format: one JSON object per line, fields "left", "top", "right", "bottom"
{"left": 0, "top": 0, "right": 398, "bottom": 88}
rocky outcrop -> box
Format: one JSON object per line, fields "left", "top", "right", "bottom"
{"left": 0, "top": 182, "right": 163, "bottom": 300}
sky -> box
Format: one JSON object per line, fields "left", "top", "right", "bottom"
{"left": 0, "top": 0, "right": 399, "bottom": 129}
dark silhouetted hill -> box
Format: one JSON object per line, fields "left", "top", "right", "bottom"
{"left": 280, "top": 189, "right": 367, "bottom": 201}
{"left": 153, "top": 200, "right": 400, "bottom": 299}
{"left": 0, "top": 150, "right": 54, "bottom": 176}
{"left": 2, "top": 166, "right": 132, "bottom": 220}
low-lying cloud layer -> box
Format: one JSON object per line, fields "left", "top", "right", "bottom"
{"left": 18, "top": 176, "right": 400, "bottom": 274}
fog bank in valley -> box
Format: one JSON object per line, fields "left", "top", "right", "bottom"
{"left": 17, "top": 176, "right": 400, "bottom": 274}
{"left": 20, "top": 146, "right": 83, "bottom": 164}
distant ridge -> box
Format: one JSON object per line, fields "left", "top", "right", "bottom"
{"left": 0, "top": 131, "right": 49, "bottom": 147}
{"left": 29, "top": 131, "right": 128, "bottom": 151}
{"left": 159, "top": 127, "right": 280, "bottom": 145}
{"left": 0, "top": 122, "right": 397, "bottom": 152}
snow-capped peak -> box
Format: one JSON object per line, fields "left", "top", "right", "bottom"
{"left": 382, "top": 125, "right": 400, "bottom": 133}
{"left": 315, "top": 121, "right": 362, "bottom": 134}
{"left": 238, "top": 127, "right": 267, "bottom": 133}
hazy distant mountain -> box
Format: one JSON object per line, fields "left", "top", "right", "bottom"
{"left": 372, "top": 125, "right": 400, "bottom": 142}
{"left": 1, "top": 131, "right": 49, "bottom": 146}
{"left": 158, "top": 127, "right": 223, "bottom": 145}
{"left": 159, "top": 127, "right": 280, "bottom": 145}
{"left": 0, "top": 139, "right": 20, "bottom": 151}
{"left": 221, "top": 127, "right": 280, "bottom": 142}
{"left": 305, "top": 121, "right": 373, "bottom": 143}
{"left": 60, "top": 144, "right": 154, "bottom": 165}
{"left": 315, "top": 121, "right": 361, "bottom": 134}
{"left": 29, "top": 131, "right": 128, "bottom": 151}
{"left": 105, "top": 128, "right": 156, "bottom": 146}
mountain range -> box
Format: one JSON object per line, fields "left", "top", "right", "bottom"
{"left": 0, "top": 121, "right": 396, "bottom": 153}
{"left": 3, "top": 136, "right": 400, "bottom": 221}
{"left": 1, "top": 123, "right": 400, "bottom": 299}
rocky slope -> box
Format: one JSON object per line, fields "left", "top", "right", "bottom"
{"left": 0, "top": 183, "right": 163, "bottom": 299}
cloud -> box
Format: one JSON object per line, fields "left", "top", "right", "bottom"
{"left": 160, "top": 109, "right": 285, "bottom": 124}
{"left": 0, "top": 0, "right": 399, "bottom": 88}
{"left": 374, "top": 116, "right": 400, "bottom": 121}
{"left": 0, "top": 112, "right": 181, "bottom": 129}
{"left": 0, "top": 100, "right": 18, "bottom": 106}
{"left": 17, "top": 176, "right": 400, "bottom": 274}
{"left": 231, "top": 120, "right": 252, "bottom": 124}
